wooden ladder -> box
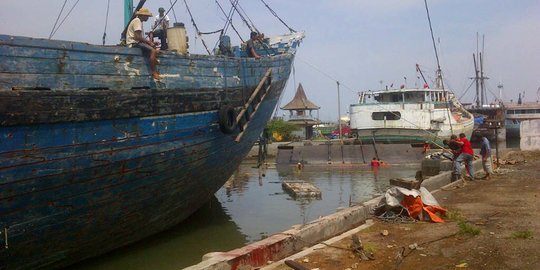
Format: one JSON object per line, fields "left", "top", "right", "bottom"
{"left": 235, "top": 68, "right": 272, "bottom": 142}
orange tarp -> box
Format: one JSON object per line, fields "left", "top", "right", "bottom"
{"left": 401, "top": 195, "right": 447, "bottom": 223}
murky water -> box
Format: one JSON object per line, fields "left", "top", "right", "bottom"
{"left": 68, "top": 163, "right": 419, "bottom": 270}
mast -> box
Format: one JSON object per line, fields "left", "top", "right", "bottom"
{"left": 471, "top": 34, "right": 489, "bottom": 107}
{"left": 473, "top": 53, "right": 480, "bottom": 107}
{"left": 424, "top": 0, "right": 453, "bottom": 134}
{"left": 124, "top": 0, "right": 134, "bottom": 28}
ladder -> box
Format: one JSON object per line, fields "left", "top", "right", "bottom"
{"left": 235, "top": 68, "right": 273, "bottom": 142}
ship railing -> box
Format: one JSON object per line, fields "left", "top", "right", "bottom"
{"left": 235, "top": 68, "right": 273, "bottom": 142}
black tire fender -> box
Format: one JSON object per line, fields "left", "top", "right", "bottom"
{"left": 218, "top": 106, "right": 237, "bottom": 134}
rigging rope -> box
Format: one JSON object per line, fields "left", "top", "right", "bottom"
{"left": 215, "top": 0, "right": 244, "bottom": 43}
{"left": 50, "top": 0, "right": 81, "bottom": 39}
{"left": 183, "top": 0, "right": 212, "bottom": 55}
{"left": 237, "top": 3, "right": 258, "bottom": 33}
{"left": 49, "top": 0, "right": 68, "bottom": 39}
{"left": 260, "top": 0, "right": 296, "bottom": 33}
{"left": 424, "top": 0, "right": 453, "bottom": 135}
{"left": 102, "top": 0, "right": 111, "bottom": 46}
{"left": 169, "top": 0, "right": 179, "bottom": 23}
{"left": 213, "top": 0, "right": 240, "bottom": 52}
{"left": 228, "top": 0, "right": 256, "bottom": 33}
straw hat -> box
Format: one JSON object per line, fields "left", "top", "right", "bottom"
{"left": 136, "top": 8, "right": 153, "bottom": 17}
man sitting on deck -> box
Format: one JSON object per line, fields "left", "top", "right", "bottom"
{"left": 245, "top": 31, "right": 262, "bottom": 59}
{"left": 126, "top": 8, "right": 160, "bottom": 80}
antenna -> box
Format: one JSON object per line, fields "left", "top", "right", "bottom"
{"left": 497, "top": 83, "right": 504, "bottom": 103}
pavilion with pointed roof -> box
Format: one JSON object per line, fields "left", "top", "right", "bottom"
{"left": 281, "top": 83, "right": 320, "bottom": 139}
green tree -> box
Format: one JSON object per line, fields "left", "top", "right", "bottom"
{"left": 266, "top": 118, "right": 299, "bottom": 141}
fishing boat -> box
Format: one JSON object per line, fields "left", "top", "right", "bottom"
{"left": 462, "top": 37, "right": 505, "bottom": 142}
{"left": 0, "top": 0, "right": 303, "bottom": 268}
{"left": 349, "top": 1, "right": 473, "bottom": 146}
{"left": 349, "top": 83, "right": 474, "bottom": 145}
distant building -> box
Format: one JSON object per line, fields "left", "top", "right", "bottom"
{"left": 281, "top": 83, "right": 320, "bottom": 139}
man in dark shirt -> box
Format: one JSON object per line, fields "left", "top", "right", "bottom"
{"left": 246, "top": 31, "right": 261, "bottom": 59}
{"left": 446, "top": 134, "right": 462, "bottom": 159}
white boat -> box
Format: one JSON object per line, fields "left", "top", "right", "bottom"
{"left": 349, "top": 86, "right": 474, "bottom": 145}
{"left": 349, "top": 1, "right": 474, "bottom": 146}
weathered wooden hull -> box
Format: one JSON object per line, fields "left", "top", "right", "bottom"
{"left": 0, "top": 34, "right": 296, "bottom": 269}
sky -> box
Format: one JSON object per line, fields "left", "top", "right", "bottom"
{"left": 1, "top": 0, "right": 539, "bottom": 121}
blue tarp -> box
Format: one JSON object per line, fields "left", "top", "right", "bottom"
{"left": 474, "top": 115, "right": 485, "bottom": 125}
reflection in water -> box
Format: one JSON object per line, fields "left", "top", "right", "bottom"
{"left": 68, "top": 163, "right": 418, "bottom": 270}
{"left": 67, "top": 196, "right": 245, "bottom": 270}
{"left": 221, "top": 163, "right": 418, "bottom": 243}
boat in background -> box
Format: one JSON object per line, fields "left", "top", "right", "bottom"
{"left": 0, "top": 0, "right": 303, "bottom": 269}
{"left": 463, "top": 37, "right": 506, "bottom": 142}
{"left": 349, "top": 84, "right": 474, "bottom": 145}
{"left": 349, "top": 1, "right": 474, "bottom": 146}
{"left": 505, "top": 97, "right": 540, "bottom": 138}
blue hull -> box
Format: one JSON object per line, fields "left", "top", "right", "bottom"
{"left": 0, "top": 34, "right": 298, "bottom": 269}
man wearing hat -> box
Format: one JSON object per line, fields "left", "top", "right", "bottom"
{"left": 152, "top": 7, "right": 170, "bottom": 50}
{"left": 126, "top": 8, "right": 160, "bottom": 80}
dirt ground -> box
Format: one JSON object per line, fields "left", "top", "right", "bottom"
{"left": 275, "top": 150, "right": 540, "bottom": 270}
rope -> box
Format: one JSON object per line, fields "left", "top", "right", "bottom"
{"left": 169, "top": 0, "right": 178, "bottom": 23}
{"left": 215, "top": 0, "right": 244, "bottom": 43}
{"left": 220, "top": 0, "right": 238, "bottom": 38}
{"left": 424, "top": 0, "right": 453, "bottom": 134}
{"left": 49, "top": 0, "right": 68, "bottom": 39}
{"left": 102, "top": 0, "right": 111, "bottom": 46}
{"left": 50, "top": 0, "right": 82, "bottom": 39}
{"left": 183, "top": 0, "right": 212, "bottom": 55}
{"left": 260, "top": 0, "right": 296, "bottom": 33}
{"left": 237, "top": 3, "right": 259, "bottom": 33}
{"left": 228, "top": 0, "right": 256, "bottom": 33}
{"left": 199, "top": 29, "right": 224, "bottom": 35}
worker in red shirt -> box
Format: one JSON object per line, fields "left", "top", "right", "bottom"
{"left": 454, "top": 133, "right": 474, "bottom": 179}
{"left": 370, "top": 157, "right": 380, "bottom": 170}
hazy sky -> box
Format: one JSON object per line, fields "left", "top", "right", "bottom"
{"left": 1, "top": 0, "right": 539, "bottom": 121}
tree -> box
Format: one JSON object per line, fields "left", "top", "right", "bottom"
{"left": 266, "top": 118, "right": 299, "bottom": 142}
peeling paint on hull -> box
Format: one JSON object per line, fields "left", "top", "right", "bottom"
{"left": 0, "top": 34, "right": 298, "bottom": 269}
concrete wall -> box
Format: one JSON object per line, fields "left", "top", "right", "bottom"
{"left": 520, "top": 119, "right": 540, "bottom": 150}
{"left": 276, "top": 142, "right": 426, "bottom": 165}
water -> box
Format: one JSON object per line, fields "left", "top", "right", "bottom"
{"left": 67, "top": 163, "right": 418, "bottom": 270}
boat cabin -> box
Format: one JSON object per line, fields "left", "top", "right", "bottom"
{"left": 358, "top": 88, "right": 451, "bottom": 105}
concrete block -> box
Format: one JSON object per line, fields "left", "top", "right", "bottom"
{"left": 520, "top": 119, "right": 540, "bottom": 150}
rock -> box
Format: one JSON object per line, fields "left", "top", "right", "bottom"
{"left": 381, "top": 230, "right": 389, "bottom": 236}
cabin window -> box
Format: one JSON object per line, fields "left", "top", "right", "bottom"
{"left": 372, "top": 111, "right": 401, "bottom": 120}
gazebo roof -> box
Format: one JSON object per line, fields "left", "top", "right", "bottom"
{"left": 281, "top": 83, "right": 320, "bottom": 110}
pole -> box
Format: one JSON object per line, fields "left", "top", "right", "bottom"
{"left": 337, "top": 81, "right": 342, "bottom": 142}
{"left": 124, "top": 0, "right": 134, "bottom": 28}
{"left": 495, "top": 123, "right": 500, "bottom": 168}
